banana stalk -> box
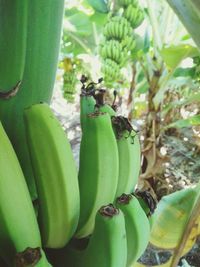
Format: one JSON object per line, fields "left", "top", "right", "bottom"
{"left": 0, "top": 0, "right": 65, "bottom": 199}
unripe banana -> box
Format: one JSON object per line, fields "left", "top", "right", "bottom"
{"left": 0, "top": 122, "right": 42, "bottom": 265}
{"left": 24, "top": 103, "right": 80, "bottom": 248}
{"left": 76, "top": 112, "right": 119, "bottom": 238}
{"left": 116, "top": 194, "right": 150, "bottom": 266}
{"left": 112, "top": 116, "right": 141, "bottom": 197}
{"left": 123, "top": 5, "right": 144, "bottom": 29}
{"left": 49, "top": 205, "right": 127, "bottom": 267}
{"left": 80, "top": 94, "right": 96, "bottom": 132}
{"left": 101, "top": 59, "right": 121, "bottom": 82}
{"left": 118, "top": 0, "right": 138, "bottom": 8}
{"left": 0, "top": 0, "right": 27, "bottom": 92}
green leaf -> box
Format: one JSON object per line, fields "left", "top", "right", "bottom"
{"left": 166, "top": 0, "right": 200, "bottom": 49}
{"left": 86, "top": 0, "right": 109, "bottom": 13}
{"left": 143, "top": 29, "right": 150, "bottom": 53}
{"left": 66, "top": 10, "right": 93, "bottom": 36}
{"left": 173, "top": 67, "right": 196, "bottom": 77}
{"left": 161, "top": 44, "right": 199, "bottom": 70}
{"left": 167, "top": 114, "right": 200, "bottom": 129}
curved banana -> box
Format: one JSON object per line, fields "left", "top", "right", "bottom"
{"left": 80, "top": 94, "right": 96, "bottom": 132}
{"left": 76, "top": 111, "right": 119, "bottom": 238}
{"left": 49, "top": 204, "right": 127, "bottom": 267}
{"left": 76, "top": 204, "right": 127, "bottom": 267}
{"left": 116, "top": 193, "right": 150, "bottom": 266}
{"left": 0, "top": 0, "right": 27, "bottom": 92}
{"left": 112, "top": 116, "right": 141, "bottom": 197}
{"left": 24, "top": 103, "right": 80, "bottom": 248}
{"left": 0, "top": 122, "right": 41, "bottom": 265}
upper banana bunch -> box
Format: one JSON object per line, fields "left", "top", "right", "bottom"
{"left": 99, "top": 0, "right": 144, "bottom": 84}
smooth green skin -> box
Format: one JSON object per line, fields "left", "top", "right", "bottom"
{"left": 117, "top": 196, "right": 150, "bottom": 267}
{"left": 24, "top": 103, "right": 80, "bottom": 248}
{"left": 35, "top": 249, "right": 52, "bottom": 267}
{"left": 115, "top": 131, "right": 141, "bottom": 198}
{"left": 0, "top": 0, "right": 27, "bottom": 90}
{"left": 98, "top": 104, "right": 116, "bottom": 117}
{"left": 77, "top": 210, "right": 127, "bottom": 267}
{"left": 76, "top": 113, "right": 119, "bottom": 238}
{"left": 98, "top": 105, "right": 141, "bottom": 197}
{"left": 150, "top": 187, "right": 200, "bottom": 249}
{"left": 0, "top": 122, "right": 41, "bottom": 266}
{"left": 48, "top": 209, "right": 127, "bottom": 267}
{"left": 0, "top": 0, "right": 65, "bottom": 200}
{"left": 80, "top": 95, "right": 96, "bottom": 132}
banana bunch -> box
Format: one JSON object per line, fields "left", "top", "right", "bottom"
{"left": 101, "top": 59, "right": 121, "bottom": 82}
{"left": 100, "top": 40, "right": 128, "bottom": 64}
{"left": 99, "top": 0, "right": 144, "bottom": 84}
{"left": 103, "top": 16, "right": 132, "bottom": 41}
{"left": 63, "top": 70, "right": 77, "bottom": 103}
{"left": 0, "top": 74, "right": 152, "bottom": 266}
{"left": 123, "top": 4, "right": 144, "bottom": 29}
{"left": 118, "top": 0, "right": 139, "bottom": 7}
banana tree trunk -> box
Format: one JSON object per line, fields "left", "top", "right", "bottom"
{"left": 0, "top": 0, "right": 65, "bottom": 199}
{"left": 166, "top": 0, "right": 200, "bottom": 49}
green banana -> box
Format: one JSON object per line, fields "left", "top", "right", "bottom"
{"left": 74, "top": 205, "right": 127, "bottom": 267}
{"left": 0, "top": 0, "right": 27, "bottom": 92}
{"left": 123, "top": 5, "right": 144, "bottom": 29}
{"left": 116, "top": 194, "right": 150, "bottom": 266}
{"left": 48, "top": 204, "right": 127, "bottom": 267}
{"left": 101, "top": 59, "right": 121, "bottom": 82}
{"left": 118, "top": 0, "right": 139, "bottom": 8}
{"left": 112, "top": 116, "right": 141, "bottom": 197}
{"left": 0, "top": 0, "right": 65, "bottom": 200}
{"left": 76, "top": 112, "right": 119, "bottom": 238}
{"left": 24, "top": 103, "right": 80, "bottom": 248}
{"left": 0, "top": 122, "right": 42, "bottom": 265}
{"left": 80, "top": 94, "right": 96, "bottom": 132}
